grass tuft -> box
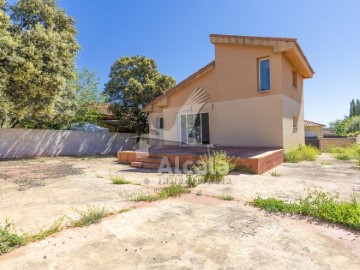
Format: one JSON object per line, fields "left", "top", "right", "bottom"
{"left": 218, "top": 195, "right": 235, "bottom": 201}
{"left": 252, "top": 189, "right": 360, "bottom": 231}
{"left": 321, "top": 162, "right": 333, "bottom": 166}
{"left": 132, "top": 184, "right": 189, "bottom": 202}
{"left": 111, "top": 176, "right": 131, "bottom": 185}
{"left": 284, "top": 145, "right": 320, "bottom": 163}
{"left": 270, "top": 171, "right": 281, "bottom": 177}
{"left": 25, "top": 218, "right": 64, "bottom": 243}
{"left": 68, "top": 207, "right": 111, "bottom": 227}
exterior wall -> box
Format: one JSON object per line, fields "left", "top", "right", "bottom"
{"left": 0, "top": 129, "right": 136, "bottom": 159}
{"left": 281, "top": 95, "right": 305, "bottom": 151}
{"left": 305, "top": 126, "right": 323, "bottom": 137}
{"left": 149, "top": 43, "right": 307, "bottom": 151}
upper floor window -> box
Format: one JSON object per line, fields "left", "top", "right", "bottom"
{"left": 292, "top": 71, "right": 298, "bottom": 89}
{"left": 259, "top": 58, "right": 271, "bottom": 91}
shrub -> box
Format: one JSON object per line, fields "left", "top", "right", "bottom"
{"left": 284, "top": 145, "right": 320, "bottom": 163}
{"left": 326, "top": 144, "right": 360, "bottom": 161}
{"left": 111, "top": 176, "right": 131, "bottom": 185}
{"left": 193, "top": 150, "right": 235, "bottom": 182}
{"left": 0, "top": 221, "right": 25, "bottom": 253}
{"left": 253, "top": 190, "right": 360, "bottom": 231}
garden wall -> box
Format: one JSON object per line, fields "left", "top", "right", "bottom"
{"left": 0, "top": 128, "right": 137, "bottom": 159}
{"left": 318, "top": 137, "right": 357, "bottom": 151}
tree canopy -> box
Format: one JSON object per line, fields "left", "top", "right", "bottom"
{"left": 0, "top": 0, "right": 79, "bottom": 127}
{"left": 349, "top": 99, "right": 360, "bottom": 118}
{"left": 104, "top": 56, "right": 176, "bottom": 134}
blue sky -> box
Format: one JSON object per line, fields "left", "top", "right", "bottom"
{"left": 23, "top": 1, "right": 360, "bottom": 125}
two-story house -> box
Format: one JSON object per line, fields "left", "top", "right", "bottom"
{"left": 143, "top": 34, "right": 314, "bottom": 152}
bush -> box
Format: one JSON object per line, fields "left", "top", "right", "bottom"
{"left": 253, "top": 190, "right": 360, "bottom": 231}
{"left": 284, "top": 145, "right": 320, "bottom": 163}
{"left": 326, "top": 144, "right": 360, "bottom": 161}
{"left": 193, "top": 150, "right": 235, "bottom": 182}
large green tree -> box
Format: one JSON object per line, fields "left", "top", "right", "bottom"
{"left": 104, "top": 56, "right": 175, "bottom": 134}
{"left": 0, "top": 0, "right": 17, "bottom": 127}
{"left": 0, "top": 0, "right": 79, "bottom": 127}
{"left": 20, "top": 68, "right": 106, "bottom": 129}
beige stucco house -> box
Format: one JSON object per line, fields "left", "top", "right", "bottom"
{"left": 143, "top": 34, "right": 314, "bottom": 152}
{"left": 304, "top": 120, "right": 325, "bottom": 137}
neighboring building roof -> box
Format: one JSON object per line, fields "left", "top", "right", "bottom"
{"left": 304, "top": 120, "right": 326, "bottom": 127}
{"left": 143, "top": 61, "right": 215, "bottom": 112}
{"left": 210, "top": 34, "right": 314, "bottom": 78}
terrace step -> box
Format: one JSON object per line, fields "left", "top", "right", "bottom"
{"left": 130, "top": 161, "right": 144, "bottom": 168}
{"left": 143, "top": 162, "right": 161, "bottom": 170}
{"left": 136, "top": 157, "right": 163, "bottom": 164}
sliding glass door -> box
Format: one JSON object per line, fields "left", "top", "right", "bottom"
{"left": 179, "top": 113, "right": 209, "bottom": 145}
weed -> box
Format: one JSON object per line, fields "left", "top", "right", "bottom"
{"left": 0, "top": 221, "right": 25, "bottom": 253}
{"left": 321, "top": 162, "right": 333, "bottom": 166}
{"left": 284, "top": 145, "right": 320, "bottom": 163}
{"left": 25, "top": 218, "right": 64, "bottom": 243}
{"left": 96, "top": 175, "right": 104, "bottom": 179}
{"left": 193, "top": 150, "right": 235, "bottom": 182}
{"left": 186, "top": 174, "right": 197, "bottom": 188}
{"left": 196, "top": 190, "right": 203, "bottom": 196}
{"left": 252, "top": 189, "right": 360, "bottom": 231}
{"left": 132, "top": 194, "right": 159, "bottom": 202}
{"left": 218, "top": 195, "right": 235, "bottom": 201}
{"left": 158, "top": 184, "right": 189, "bottom": 199}
{"left": 68, "top": 207, "right": 111, "bottom": 227}
{"left": 132, "top": 184, "right": 189, "bottom": 202}
{"left": 111, "top": 176, "right": 131, "bottom": 185}
{"left": 270, "top": 171, "right": 281, "bottom": 177}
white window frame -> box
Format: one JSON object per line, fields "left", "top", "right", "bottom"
{"left": 177, "top": 112, "right": 208, "bottom": 146}
{"left": 258, "top": 57, "right": 271, "bottom": 92}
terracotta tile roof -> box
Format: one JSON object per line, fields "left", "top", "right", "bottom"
{"left": 304, "top": 120, "right": 326, "bottom": 127}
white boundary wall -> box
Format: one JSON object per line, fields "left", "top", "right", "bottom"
{"left": 0, "top": 129, "right": 137, "bottom": 159}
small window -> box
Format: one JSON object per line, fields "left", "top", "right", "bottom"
{"left": 258, "top": 58, "right": 271, "bottom": 91}
{"left": 157, "top": 117, "right": 164, "bottom": 129}
{"left": 293, "top": 116, "right": 299, "bottom": 133}
{"left": 292, "top": 71, "right": 297, "bottom": 89}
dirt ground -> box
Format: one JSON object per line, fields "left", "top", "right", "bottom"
{"left": 0, "top": 154, "right": 359, "bottom": 269}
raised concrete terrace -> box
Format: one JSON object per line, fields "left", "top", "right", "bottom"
{"left": 117, "top": 145, "right": 284, "bottom": 174}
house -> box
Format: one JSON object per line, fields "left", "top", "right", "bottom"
{"left": 304, "top": 120, "right": 325, "bottom": 137}
{"left": 143, "top": 34, "right": 314, "bottom": 152}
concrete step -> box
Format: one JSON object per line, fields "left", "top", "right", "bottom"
{"left": 143, "top": 163, "right": 160, "bottom": 170}
{"left": 136, "top": 157, "right": 163, "bottom": 164}
{"left": 131, "top": 161, "right": 144, "bottom": 168}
